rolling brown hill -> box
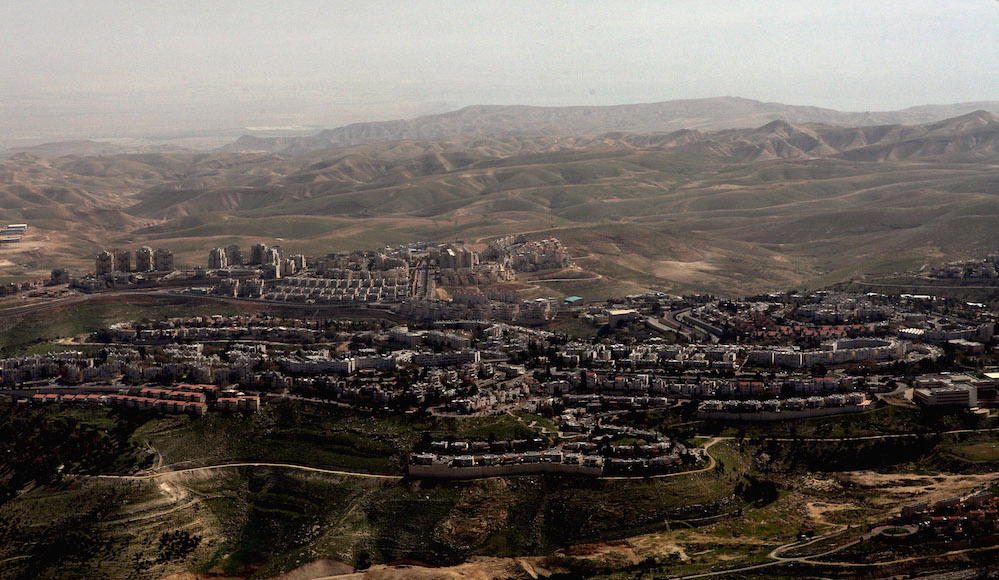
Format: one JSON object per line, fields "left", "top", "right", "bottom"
{"left": 219, "top": 97, "right": 999, "bottom": 155}
{"left": 129, "top": 112, "right": 999, "bottom": 221}
{"left": 607, "top": 111, "right": 999, "bottom": 162}
{"left": 1, "top": 140, "right": 196, "bottom": 159}
{"left": 2, "top": 110, "right": 999, "bottom": 296}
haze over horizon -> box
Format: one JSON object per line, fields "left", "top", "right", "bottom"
{"left": 2, "top": 0, "right": 998, "bottom": 146}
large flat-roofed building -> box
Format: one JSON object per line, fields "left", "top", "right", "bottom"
{"left": 914, "top": 385, "right": 977, "bottom": 407}
{"left": 225, "top": 244, "right": 243, "bottom": 266}
{"left": 113, "top": 249, "right": 131, "bottom": 272}
{"left": 749, "top": 338, "right": 905, "bottom": 368}
{"left": 607, "top": 309, "right": 639, "bottom": 327}
{"left": 135, "top": 246, "right": 153, "bottom": 272}
{"left": 249, "top": 243, "right": 268, "bottom": 265}
{"left": 153, "top": 248, "right": 174, "bottom": 271}
{"left": 208, "top": 247, "right": 227, "bottom": 270}
{"left": 0, "top": 224, "right": 27, "bottom": 235}
{"left": 96, "top": 250, "right": 115, "bottom": 276}
{"left": 266, "top": 247, "right": 282, "bottom": 266}
{"left": 437, "top": 245, "right": 478, "bottom": 269}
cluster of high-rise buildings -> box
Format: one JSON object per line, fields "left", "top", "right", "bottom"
{"left": 207, "top": 244, "right": 244, "bottom": 269}
{"left": 431, "top": 245, "right": 479, "bottom": 269}
{"left": 92, "top": 242, "right": 312, "bottom": 279}
{"left": 209, "top": 243, "right": 306, "bottom": 278}
{"left": 95, "top": 246, "right": 173, "bottom": 275}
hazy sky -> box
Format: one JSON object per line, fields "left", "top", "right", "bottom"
{"left": 2, "top": 0, "right": 998, "bottom": 143}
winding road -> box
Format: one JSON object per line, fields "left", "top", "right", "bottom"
{"left": 75, "top": 430, "right": 999, "bottom": 578}
{"left": 92, "top": 462, "right": 403, "bottom": 481}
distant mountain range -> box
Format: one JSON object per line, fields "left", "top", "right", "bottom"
{"left": 604, "top": 110, "right": 999, "bottom": 162}
{"left": 113, "top": 111, "right": 999, "bottom": 224}
{"left": 4, "top": 109, "right": 998, "bottom": 226}
{"left": 1, "top": 140, "right": 195, "bottom": 159}
{"left": 217, "top": 96, "right": 999, "bottom": 155}
{"left": 3, "top": 102, "right": 999, "bottom": 295}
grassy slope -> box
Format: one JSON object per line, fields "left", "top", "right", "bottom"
{"left": 144, "top": 400, "right": 537, "bottom": 475}
{"left": 0, "top": 297, "right": 247, "bottom": 354}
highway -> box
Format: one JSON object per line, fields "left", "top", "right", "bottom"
{"left": 658, "top": 308, "right": 696, "bottom": 340}
{"left": 644, "top": 315, "right": 679, "bottom": 336}
{"left": 0, "top": 292, "right": 90, "bottom": 319}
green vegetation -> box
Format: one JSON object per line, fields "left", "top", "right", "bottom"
{"left": 449, "top": 413, "right": 537, "bottom": 441}
{"left": 157, "top": 531, "right": 202, "bottom": 563}
{"left": 187, "top": 468, "right": 376, "bottom": 577}
{"left": 946, "top": 440, "right": 999, "bottom": 462}
{"left": 512, "top": 410, "right": 559, "bottom": 433}
{"left": 21, "top": 342, "right": 105, "bottom": 356}
{"left": 145, "top": 400, "right": 538, "bottom": 474}
{"left": 544, "top": 315, "right": 600, "bottom": 340}
{"left": 178, "top": 449, "right": 752, "bottom": 578}
{"left": 0, "top": 397, "right": 151, "bottom": 503}
{"left": 0, "top": 479, "right": 158, "bottom": 579}
{"left": 146, "top": 404, "right": 401, "bottom": 474}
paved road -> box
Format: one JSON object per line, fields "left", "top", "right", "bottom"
{"left": 0, "top": 293, "right": 89, "bottom": 318}
{"left": 645, "top": 316, "right": 679, "bottom": 336}
{"left": 674, "top": 309, "right": 722, "bottom": 343}
{"left": 602, "top": 437, "right": 722, "bottom": 481}
{"left": 664, "top": 307, "right": 691, "bottom": 329}
{"left": 665, "top": 307, "right": 717, "bottom": 342}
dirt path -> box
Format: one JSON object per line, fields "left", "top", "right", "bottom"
{"left": 527, "top": 274, "right": 603, "bottom": 283}
{"left": 91, "top": 462, "right": 404, "bottom": 481}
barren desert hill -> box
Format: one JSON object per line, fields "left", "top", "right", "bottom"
{"left": 0, "top": 150, "right": 297, "bottom": 274}
{"left": 0, "top": 139, "right": 197, "bottom": 159}
{"left": 3, "top": 110, "right": 999, "bottom": 295}
{"left": 110, "top": 113, "right": 999, "bottom": 295}
{"left": 218, "top": 96, "right": 999, "bottom": 155}
{"left": 125, "top": 113, "right": 999, "bottom": 223}
{"left": 612, "top": 111, "right": 999, "bottom": 163}
{"left": 836, "top": 110, "right": 999, "bottom": 162}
